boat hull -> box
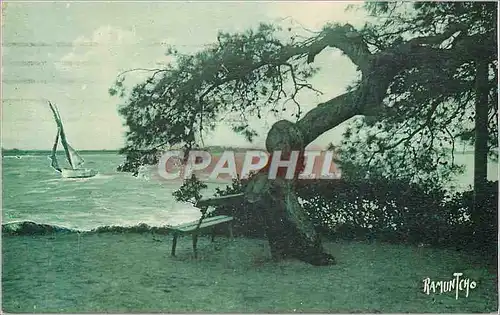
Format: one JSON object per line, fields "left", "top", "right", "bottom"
{"left": 61, "top": 168, "right": 98, "bottom": 178}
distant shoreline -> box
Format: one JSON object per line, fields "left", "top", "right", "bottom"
{"left": 1, "top": 146, "right": 263, "bottom": 156}
{"left": 2, "top": 149, "right": 121, "bottom": 156}
{"left": 2, "top": 220, "right": 174, "bottom": 235}
{"left": 2, "top": 148, "right": 477, "bottom": 156}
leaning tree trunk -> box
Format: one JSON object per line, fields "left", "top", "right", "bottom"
{"left": 244, "top": 120, "right": 339, "bottom": 265}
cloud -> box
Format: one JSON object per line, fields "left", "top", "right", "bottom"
{"left": 56, "top": 25, "right": 140, "bottom": 81}
{"left": 49, "top": 25, "right": 163, "bottom": 149}
{"left": 57, "top": 25, "right": 177, "bottom": 95}
{"left": 265, "top": 2, "right": 368, "bottom": 31}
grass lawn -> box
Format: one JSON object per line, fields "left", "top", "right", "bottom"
{"left": 2, "top": 232, "right": 497, "bottom": 313}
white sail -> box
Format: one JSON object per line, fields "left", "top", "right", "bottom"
{"left": 66, "top": 143, "right": 85, "bottom": 169}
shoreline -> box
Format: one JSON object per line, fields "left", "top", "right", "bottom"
{"left": 2, "top": 220, "right": 177, "bottom": 236}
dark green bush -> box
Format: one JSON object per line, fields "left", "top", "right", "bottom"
{"left": 208, "top": 176, "right": 497, "bottom": 253}
{"left": 443, "top": 180, "right": 498, "bottom": 254}
{"left": 297, "top": 179, "right": 450, "bottom": 245}
{"left": 2, "top": 221, "right": 76, "bottom": 236}
{"left": 172, "top": 171, "right": 497, "bottom": 257}
{"left": 209, "top": 178, "right": 266, "bottom": 238}
{"left": 90, "top": 223, "right": 171, "bottom": 234}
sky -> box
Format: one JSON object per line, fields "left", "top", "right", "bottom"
{"left": 2, "top": 1, "right": 371, "bottom": 150}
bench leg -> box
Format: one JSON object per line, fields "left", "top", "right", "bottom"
{"left": 211, "top": 227, "right": 216, "bottom": 242}
{"left": 228, "top": 221, "right": 234, "bottom": 239}
{"left": 171, "top": 234, "right": 178, "bottom": 256}
{"left": 192, "top": 233, "right": 198, "bottom": 258}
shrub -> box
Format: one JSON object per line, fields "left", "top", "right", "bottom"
{"left": 210, "top": 178, "right": 267, "bottom": 238}
{"left": 2, "top": 221, "right": 76, "bottom": 235}
{"left": 173, "top": 171, "right": 497, "bottom": 256}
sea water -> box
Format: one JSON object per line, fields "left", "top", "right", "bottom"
{"left": 2, "top": 152, "right": 498, "bottom": 231}
{"left": 2, "top": 154, "right": 226, "bottom": 230}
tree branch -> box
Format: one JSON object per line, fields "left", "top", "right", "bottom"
{"left": 305, "top": 24, "right": 373, "bottom": 73}
{"left": 295, "top": 29, "right": 494, "bottom": 146}
{"left": 116, "top": 68, "right": 171, "bottom": 79}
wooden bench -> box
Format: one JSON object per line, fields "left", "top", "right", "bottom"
{"left": 169, "top": 193, "right": 244, "bottom": 258}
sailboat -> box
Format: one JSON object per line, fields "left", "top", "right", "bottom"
{"left": 48, "top": 101, "right": 98, "bottom": 178}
